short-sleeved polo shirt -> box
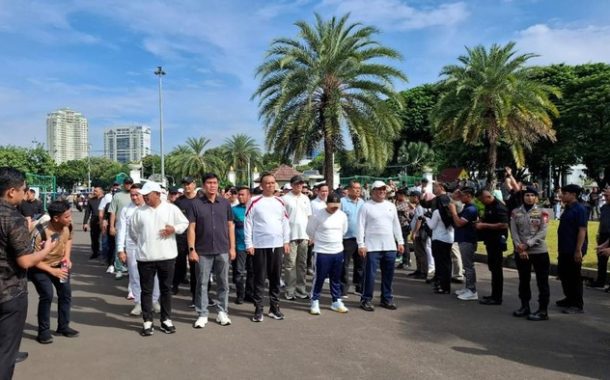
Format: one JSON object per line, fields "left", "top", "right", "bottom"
{"left": 186, "top": 196, "right": 234, "bottom": 255}
{"left": 558, "top": 202, "right": 588, "bottom": 256}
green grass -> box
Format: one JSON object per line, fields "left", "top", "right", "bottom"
{"left": 477, "top": 219, "right": 599, "bottom": 269}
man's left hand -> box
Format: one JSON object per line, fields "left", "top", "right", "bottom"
{"left": 229, "top": 248, "right": 236, "bottom": 261}
{"left": 397, "top": 244, "right": 405, "bottom": 254}
{"left": 159, "top": 225, "right": 175, "bottom": 238}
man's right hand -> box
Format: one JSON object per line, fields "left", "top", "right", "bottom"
{"left": 83, "top": 223, "right": 88, "bottom": 232}
{"left": 118, "top": 251, "right": 127, "bottom": 264}
{"left": 189, "top": 251, "right": 199, "bottom": 263}
{"left": 246, "top": 247, "right": 255, "bottom": 256}
{"left": 109, "top": 226, "right": 116, "bottom": 236}
{"left": 53, "top": 267, "right": 69, "bottom": 280}
{"left": 358, "top": 247, "right": 367, "bottom": 257}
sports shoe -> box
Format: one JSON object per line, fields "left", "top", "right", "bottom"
{"left": 562, "top": 306, "right": 584, "bottom": 314}
{"left": 251, "top": 309, "right": 264, "bottom": 322}
{"left": 360, "top": 301, "right": 374, "bottom": 312}
{"left": 268, "top": 307, "right": 285, "bottom": 320}
{"left": 36, "top": 331, "right": 54, "bottom": 344}
{"left": 193, "top": 316, "right": 208, "bottom": 329}
{"left": 296, "top": 294, "right": 310, "bottom": 300}
{"left": 454, "top": 288, "right": 468, "bottom": 296}
{"left": 216, "top": 311, "right": 232, "bottom": 326}
{"left": 527, "top": 310, "right": 549, "bottom": 321}
{"left": 153, "top": 302, "right": 161, "bottom": 314}
{"left": 380, "top": 301, "right": 397, "bottom": 310}
{"left": 130, "top": 304, "right": 142, "bottom": 316}
{"left": 115, "top": 271, "right": 124, "bottom": 280}
{"left": 140, "top": 321, "right": 154, "bottom": 336}
{"left": 310, "top": 300, "right": 321, "bottom": 315}
{"left": 284, "top": 294, "right": 296, "bottom": 301}
{"left": 159, "top": 320, "right": 176, "bottom": 334}
{"left": 330, "top": 300, "right": 349, "bottom": 313}
{"left": 56, "top": 327, "right": 80, "bottom": 338}
{"left": 457, "top": 289, "right": 479, "bottom": 301}
{"left": 106, "top": 265, "right": 115, "bottom": 274}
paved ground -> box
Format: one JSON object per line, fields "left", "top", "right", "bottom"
{"left": 14, "top": 228, "right": 610, "bottom": 380}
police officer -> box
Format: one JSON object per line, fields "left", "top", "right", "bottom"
{"left": 510, "top": 187, "right": 551, "bottom": 321}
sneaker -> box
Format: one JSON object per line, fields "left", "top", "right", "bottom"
{"left": 235, "top": 297, "right": 244, "bottom": 305}
{"left": 555, "top": 298, "right": 570, "bottom": 307}
{"left": 457, "top": 289, "right": 479, "bottom": 301}
{"left": 310, "top": 300, "right": 321, "bottom": 315}
{"left": 56, "top": 327, "right": 80, "bottom": 338}
{"left": 527, "top": 310, "right": 549, "bottom": 321}
{"left": 216, "top": 311, "right": 232, "bottom": 326}
{"left": 331, "top": 300, "right": 349, "bottom": 313}
{"left": 153, "top": 302, "right": 161, "bottom": 314}
{"left": 115, "top": 271, "right": 124, "bottom": 280}
{"left": 130, "top": 304, "right": 142, "bottom": 316}
{"left": 36, "top": 331, "right": 54, "bottom": 344}
{"left": 296, "top": 293, "right": 310, "bottom": 300}
{"left": 140, "top": 321, "right": 154, "bottom": 336}
{"left": 159, "top": 320, "right": 176, "bottom": 334}
{"left": 193, "top": 316, "right": 208, "bottom": 329}
{"left": 341, "top": 294, "right": 349, "bottom": 300}
{"left": 268, "top": 308, "right": 285, "bottom": 320}
{"left": 171, "top": 285, "right": 179, "bottom": 295}
{"left": 106, "top": 265, "right": 115, "bottom": 274}
{"left": 380, "top": 301, "right": 397, "bottom": 310}
{"left": 251, "top": 309, "right": 264, "bottom": 322}
{"left": 284, "top": 294, "right": 296, "bottom": 301}
{"left": 360, "top": 301, "right": 374, "bottom": 312}
{"left": 561, "top": 306, "right": 584, "bottom": 314}
{"left": 454, "top": 288, "right": 468, "bottom": 296}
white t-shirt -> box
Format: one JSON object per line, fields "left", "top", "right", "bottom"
{"left": 307, "top": 208, "right": 348, "bottom": 254}
{"left": 311, "top": 197, "right": 326, "bottom": 213}
{"left": 244, "top": 195, "right": 290, "bottom": 249}
{"left": 283, "top": 191, "right": 312, "bottom": 240}
{"left": 425, "top": 209, "right": 455, "bottom": 244}
{"left": 357, "top": 199, "right": 404, "bottom": 251}
{"left": 98, "top": 193, "right": 113, "bottom": 211}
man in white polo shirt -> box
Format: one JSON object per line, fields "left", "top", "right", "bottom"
{"left": 358, "top": 181, "right": 405, "bottom": 312}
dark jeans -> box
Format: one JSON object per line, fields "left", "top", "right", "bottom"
{"left": 102, "top": 227, "right": 116, "bottom": 267}
{"left": 137, "top": 259, "right": 175, "bottom": 322}
{"left": 89, "top": 219, "right": 101, "bottom": 257}
{"left": 341, "top": 238, "right": 363, "bottom": 295}
{"left": 558, "top": 253, "right": 584, "bottom": 309}
{"left": 252, "top": 247, "right": 283, "bottom": 311}
{"left": 485, "top": 242, "right": 504, "bottom": 302}
{"left": 361, "top": 250, "right": 397, "bottom": 303}
{"left": 515, "top": 252, "right": 550, "bottom": 310}
{"left": 312, "top": 253, "right": 344, "bottom": 302}
{"left": 432, "top": 240, "right": 452, "bottom": 292}
{"left": 398, "top": 226, "right": 411, "bottom": 266}
{"left": 0, "top": 293, "right": 27, "bottom": 380}
{"left": 28, "top": 268, "right": 72, "bottom": 334}
{"left": 595, "top": 253, "right": 608, "bottom": 285}
{"left": 232, "top": 250, "right": 254, "bottom": 300}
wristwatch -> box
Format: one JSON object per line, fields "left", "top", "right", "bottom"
{"left": 189, "top": 247, "right": 195, "bottom": 252}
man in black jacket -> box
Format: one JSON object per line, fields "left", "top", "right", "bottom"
{"left": 83, "top": 186, "right": 104, "bottom": 259}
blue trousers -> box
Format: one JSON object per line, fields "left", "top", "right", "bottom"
{"left": 361, "top": 251, "right": 397, "bottom": 303}
{"left": 311, "top": 253, "right": 344, "bottom": 302}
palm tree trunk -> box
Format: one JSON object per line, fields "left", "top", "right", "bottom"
{"left": 323, "top": 135, "right": 334, "bottom": 190}
{"left": 487, "top": 137, "right": 498, "bottom": 190}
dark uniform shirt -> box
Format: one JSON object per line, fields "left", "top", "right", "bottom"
{"left": 174, "top": 195, "right": 199, "bottom": 246}
{"left": 18, "top": 199, "right": 44, "bottom": 219}
{"left": 186, "top": 196, "right": 233, "bottom": 255}
{"left": 558, "top": 202, "right": 588, "bottom": 256}
{"left": 597, "top": 204, "right": 610, "bottom": 244}
{"left": 83, "top": 196, "right": 102, "bottom": 224}
{"left": 0, "top": 199, "right": 32, "bottom": 304}
{"left": 480, "top": 199, "right": 509, "bottom": 245}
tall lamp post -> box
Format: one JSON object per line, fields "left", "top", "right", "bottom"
{"left": 87, "top": 144, "right": 91, "bottom": 191}
{"left": 154, "top": 66, "right": 166, "bottom": 185}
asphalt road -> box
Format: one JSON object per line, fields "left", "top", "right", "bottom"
{"left": 14, "top": 228, "right": 610, "bottom": 380}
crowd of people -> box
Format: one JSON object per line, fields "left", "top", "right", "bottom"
{"left": 2, "top": 165, "right": 610, "bottom": 379}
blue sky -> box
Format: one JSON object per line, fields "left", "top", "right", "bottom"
{"left": 0, "top": 0, "right": 609, "bottom": 156}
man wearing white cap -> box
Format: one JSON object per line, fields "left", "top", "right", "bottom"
{"left": 357, "top": 181, "right": 405, "bottom": 311}
{"left": 129, "top": 182, "right": 189, "bottom": 336}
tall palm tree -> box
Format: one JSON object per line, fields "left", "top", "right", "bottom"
{"left": 253, "top": 13, "right": 407, "bottom": 189}
{"left": 397, "top": 141, "right": 435, "bottom": 174}
{"left": 167, "top": 137, "right": 212, "bottom": 183}
{"left": 431, "top": 42, "right": 559, "bottom": 188}
{"left": 223, "top": 134, "right": 261, "bottom": 185}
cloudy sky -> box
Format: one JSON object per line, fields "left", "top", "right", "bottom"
{"left": 1, "top": 0, "right": 609, "bottom": 155}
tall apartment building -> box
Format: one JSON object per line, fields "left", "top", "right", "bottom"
{"left": 46, "top": 108, "right": 89, "bottom": 163}
{"left": 104, "top": 125, "right": 151, "bottom": 163}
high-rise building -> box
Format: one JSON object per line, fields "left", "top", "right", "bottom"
{"left": 46, "top": 108, "right": 89, "bottom": 163}
{"left": 103, "top": 125, "right": 151, "bottom": 163}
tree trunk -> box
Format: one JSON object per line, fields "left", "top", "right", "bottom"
{"left": 323, "top": 136, "right": 334, "bottom": 190}
{"left": 487, "top": 136, "right": 498, "bottom": 190}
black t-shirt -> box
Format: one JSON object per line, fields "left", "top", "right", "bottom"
{"left": 174, "top": 195, "right": 200, "bottom": 242}
{"left": 186, "top": 196, "right": 234, "bottom": 255}
{"left": 18, "top": 199, "right": 43, "bottom": 219}
{"left": 480, "top": 199, "right": 509, "bottom": 244}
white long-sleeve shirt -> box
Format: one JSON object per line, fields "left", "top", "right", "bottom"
{"left": 307, "top": 208, "right": 348, "bottom": 254}
{"left": 244, "top": 195, "right": 290, "bottom": 249}
{"left": 116, "top": 202, "right": 139, "bottom": 253}
{"left": 129, "top": 201, "right": 189, "bottom": 262}
{"left": 425, "top": 209, "right": 454, "bottom": 244}
{"left": 357, "top": 199, "right": 404, "bottom": 251}
{"left": 282, "top": 191, "right": 312, "bottom": 240}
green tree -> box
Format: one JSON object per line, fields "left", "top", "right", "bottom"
{"left": 0, "top": 145, "right": 55, "bottom": 175}
{"left": 166, "top": 137, "right": 212, "bottom": 183}
{"left": 141, "top": 154, "right": 161, "bottom": 179}
{"left": 396, "top": 141, "right": 435, "bottom": 174}
{"left": 253, "top": 13, "right": 407, "bottom": 189}
{"left": 431, "top": 42, "right": 560, "bottom": 188}
{"left": 56, "top": 159, "right": 88, "bottom": 190}
{"left": 222, "top": 134, "right": 262, "bottom": 185}
{"left": 89, "top": 157, "right": 124, "bottom": 189}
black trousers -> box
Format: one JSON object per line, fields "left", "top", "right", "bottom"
{"left": 173, "top": 240, "right": 199, "bottom": 301}
{"left": 432, "top": 240, "right": 452, "bottom": 291}
{"left": 103, "top": 226, "right": 116, "bottom": 267}
{"left": 89, "top": 218, "right": 101, "bottom": 257}
{"left": 232, "top": 250, "right": 254, "bottom": 300}
{"left": 137, "top": 259, "right": 175, "bottom": 322}
{"left": 28, "top": 268, "right": 72, "bottom": 334}
{"left": 485, "top": 243, "right": 504, "bottom": 302}
{"left": 595, "top": 253, "right": 608, "bottom": 285}
{"left": 252, "top": 247, "right": 283, "bottom": 311}
{"left": 399, "top": 226, "right": 411, "bottom": 265}
{"left": 0, "top": 293, "right": 27, "bottom": 380}
{"left": 515, "top": 252, "right": 550, "bottom": 310}
{"left": 341, "top": 238, "right": 363, "bottom": 295}
{"left": 558, "top": 253, "right": 584, "bottom": 309}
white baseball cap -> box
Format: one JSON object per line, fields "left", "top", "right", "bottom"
{"left": 138, "top": 181, "right": 163, "bottom": 195}
{"left": 371, "top": 180, "right": 387, "bottom": 190}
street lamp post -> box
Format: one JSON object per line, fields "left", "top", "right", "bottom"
{"left": 154, "top": 66, "right": 166, "bottom": 186}
{"left": 87, "top": 144, "right": 91, "bottom": 191}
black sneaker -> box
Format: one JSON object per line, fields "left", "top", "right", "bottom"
{"left": 555, "top": 298, "right": 570, "bottom": 307}
{"left": 36, "top": 331, "right": 53, "bottom": 344}
{"left": 360, "top": 301, "right": 375, "bottom": 312}
{"left": 159, "top": 320, "right": 176, "bottom": 334}
{"left": 15, "top": 351, "right": 28, "bottom": 364}
{"left": 479, "top": 298, "right": 502, "bottom": 306}
{"left": 406, "top": 271, "right": 421, "bottom": 277}
{"left": 251, "top": 308, "right": 264, "bottom": 322}
{"left": 171, "top": 285, "right": 179, "bottom": 295}
{"left": 56, "top": 327, "right": 80, "bottom": 338}
{"left": 140, "top": 323, "right": 154, "bottom": 336}
{"left": 380, "top": 301, "right": 397, "bottom": 310}
{"left": 513, "top": 307, "right": 530, "bottom": 318}
{"left": 586, "top": 280, "right": 605, "bottom": 289}
{"left": 235, "top": 297, "right": 244, "bottom": 305}
{"left": 561, "top": 306, "right": 584, "bottom": 314}
{"left": 268, "top": 307, "right": 285, "bottom": 320}
{"left": 527, "top": 310, "right": 549, "bottom": 321}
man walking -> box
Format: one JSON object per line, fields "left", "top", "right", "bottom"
{"left": 340, "top": 180, "right": 365, "bottom": 295}
{"left": 187, "top": 173, "right": 236, "bottom": 328}
{"left": 129, "top": 182, "right": 189, "bottom": 336}
{"left": 108, "top": 178, "right": 134, "bottom": 280}
{"left": 172, "top": 176, "right": 199, "bottom": 302}
{"left": 358, "top": 181, "right": 405, "bottom": 311}
{"left": 244, "top": 173, "right": 290, "bottom": 322}
{"left": 83, "top": 186, "right": 103, "bottom": 259}
{"left": 232, "top": 187, "right": 253, "bottom": 304}
{"left": 282, "top": 175, "right": 311, "bottom": 300}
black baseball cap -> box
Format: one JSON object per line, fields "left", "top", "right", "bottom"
{"left": 561, "top": 184, "right": 581, "bottom": 195}
{"left": 181, "top": 176, "right": 195, "bottom": 184}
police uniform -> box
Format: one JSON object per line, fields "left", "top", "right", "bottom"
{"left": 510, "top": 204, "right": 550, "bottom": 318}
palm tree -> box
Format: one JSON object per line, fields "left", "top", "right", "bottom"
{"left": 253, "top": 13, "right": 407, "bottom": 189}
{"left": 222, "top": 134, "right": 261, "bottom": 185}
{"left": 431, "top": 42, "right": 559, "bottom": 188}
{"left": 397, "top": 141, "right": 435, "bottom": 174}
{"left": 167, "top": 137, "right": 212, "bottom": 182}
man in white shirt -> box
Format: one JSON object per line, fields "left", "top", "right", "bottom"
{"left": 129, "top": 182, "right": 189, "bottom": 336}
{"left": 282, "top": 175, "right": 312, "bottom": 300}
{"left": 311, "top": 183, "right": 329, "bottom": 213}
{"left": 357, "top": 181, "right": 405, "bottom": 312}
{"left": 244, "top": 173, "right": 291, "bottom": 323}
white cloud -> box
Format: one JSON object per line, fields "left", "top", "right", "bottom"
{"left": 319, "top": 0, "right": 469, "bottom": 30}
{"left": 515, "top": 24, "right": 610, "bottom": 65}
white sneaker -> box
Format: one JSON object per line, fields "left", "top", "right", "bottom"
{"left": 457, "top": 289, "right": 479, "bottom": 301}
{"left": 153, "top": 302, "right": 161, "bottom": 314}
{"left": 331, "top": 300, "right": 349, "bottom": 313}
{"left": 216, "top": 311, "right": 232, "bottom": 326}
{"left": 310, "top": 300, "right": 321, "bottom": 315}
{"left": 115, "top": 271, "right": 124, "bottom": 280}
{"left": 454, "top": 288, "right": 468, "bottom": 296}
{"left": 106, "top": 265, "right": 115, "bottom": 274}
{"left": 193, "top": 316, "right": 208, "bottom": 329}
{"left": 130, "top": 304, "right": 142, "bottom": 316}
